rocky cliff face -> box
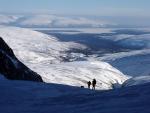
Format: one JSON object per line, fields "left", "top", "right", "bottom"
{"left": 0, "top": 37, "right": 42, "bottom": 82}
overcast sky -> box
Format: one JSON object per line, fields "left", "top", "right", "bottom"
{"left": 0, "top": 0, "right": 149, "bottom": 17}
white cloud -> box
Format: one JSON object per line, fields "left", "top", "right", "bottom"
{"left": 0, "top": 15, "right": 19, "bottom": 24}
{"left": 21, "top": 15, "right": 55, "bottom": 26}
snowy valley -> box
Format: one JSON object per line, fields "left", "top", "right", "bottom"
{"left": 0, "top": 19, "right": 150, "bottom": 113}
{"left": 0, "top": 24, "right": 150, "bottom": 89}
{"left": 0, "top": 26, "right": 128, "bottom": 90}
{"left": 1, "top": 0, "right": 150, "bottom": 112}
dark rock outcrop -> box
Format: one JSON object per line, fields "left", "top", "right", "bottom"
{"left": 0, "top": 37, "right": 43, "bottom": 82}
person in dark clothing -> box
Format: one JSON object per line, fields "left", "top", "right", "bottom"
{"left": 92, "top": 79, "right": 96, "bottom": 90}
{"left": 81, "top": 86, "right": 84, "bottom": 88}
{"left": 87, "top": 81, "right": 91, "bottom": 89}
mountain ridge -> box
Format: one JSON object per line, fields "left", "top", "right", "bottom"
{"left": 0, "top": 37, "right": 42, "bottom": 81}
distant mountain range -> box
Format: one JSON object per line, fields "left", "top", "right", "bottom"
{"left": 0, "top": 14, "right": 116, "bottom": 28}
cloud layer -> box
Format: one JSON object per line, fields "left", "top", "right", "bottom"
{"left": 0, "top": 14, "right": 113, "bottom": 28}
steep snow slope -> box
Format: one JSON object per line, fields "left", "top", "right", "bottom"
{"left": 36, "top": 61, "right": 127, "bottom": 89}
{"left": 0, "top": 77, "right": 150, "bottom": 113}
{"left": 0, "top": 26, "right": 127, "bottom": 90}
{"left": 0, "top": 26, "right": 87, "bottom": 64}
{"left": 0, "top": 37, "right": 42, "bottom": 81}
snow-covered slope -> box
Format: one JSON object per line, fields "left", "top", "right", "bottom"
{"left": 0, "top": 74, "right": 6, "bottom": 80}
{"left": 0, "top": 37, "right": 42, "bottom": 81}
{"left": 0, "top": 26, "right": 87, "bottom": 64}
{"left": 100, "top": 49, "right": 150, "bottom": 77}
{"left": 107, "top": 34, "right": 150, "bottom": 49}
{"left": 0, "top": 76, "right": 150, "bottom": 113}
{"left": 36, "top": 61, "right": 127, "bottom": 89}
{"left": 0, "top": 26, "right": 128, "bottom": 90}
{"left": 123, "top": 76, "right": 150, "bottom": 86}
{"left": 99, "top": 34, "right": 150, "bottom": 77}
{"left": 95, "top": 34, "right": 150, "bottom": 86}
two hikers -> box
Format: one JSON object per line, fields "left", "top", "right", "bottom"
{"left": 87, "top": 79, "right": 96, "bottom": 90}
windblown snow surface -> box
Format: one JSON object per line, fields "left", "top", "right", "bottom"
{"left": 0, "top": 75, "right": 150, "bottom": 113}
{"left": 0, "top": 26, "right": 127, "bottom": 90}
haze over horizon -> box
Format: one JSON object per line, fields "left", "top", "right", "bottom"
{"left": 0, "top": 0, "right": 150, "bottom": 27}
